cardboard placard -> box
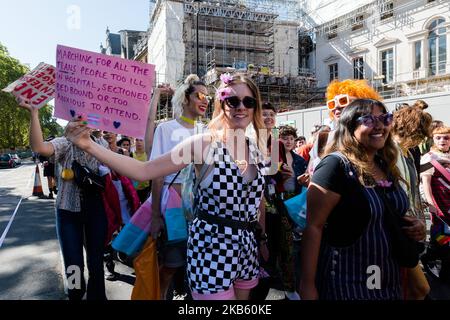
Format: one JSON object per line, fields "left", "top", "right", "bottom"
{"left": 55, "top": 45, "right": 155, "bottom": 138}
{"left": 2, "top": 62, "right": 56, "bottom": 109}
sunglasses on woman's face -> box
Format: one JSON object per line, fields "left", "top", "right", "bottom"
{"left": 224, "top": 96, "right": 257, "bottom": 109}
{"left": 356, "top": 112, "right": 393, "bottom": 128}
{"left": 194, "top": 92, "right": 211, "bottom": 101}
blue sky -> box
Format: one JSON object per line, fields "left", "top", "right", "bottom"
{"left": 0, "top": 0, "right": 150, "bottom": 69}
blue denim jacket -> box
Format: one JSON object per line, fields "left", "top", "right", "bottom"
{"left": 290, "top": 150, "right": 307, "bottom": 194}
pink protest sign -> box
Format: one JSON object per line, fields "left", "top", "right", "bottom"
{"left": 2, "top": 62, "right": 56, "bottom": 109}
{"left": 55, "top": 45, "right": 155, "bottom": 138}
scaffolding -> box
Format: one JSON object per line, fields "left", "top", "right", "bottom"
{"left": 155, "top": 93, "right": 174, "bottom": 122}
{"left": 149, "top": 0, "right": 322, "bottom": 119}
{"left": 181, "top": 0, "right": 321, "bottom": 111}
{"left": 183, "top": 0, "right": 277, "bottom": 77}
{"left": 205, "top": 67, "right": 321, "bottom": 111}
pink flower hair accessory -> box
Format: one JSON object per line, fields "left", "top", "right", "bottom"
{"left": 217, "top": 87, "right": 233, "bottom": 101}
{"left": 376, "top": 180, "right": 393, "bottom": 188}
{"left": 220, "top": 73, "right": 233, "bottom": 84}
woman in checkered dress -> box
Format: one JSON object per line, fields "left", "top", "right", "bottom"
{"left": 65, "top": 73, "right": 272, "bottom": 300}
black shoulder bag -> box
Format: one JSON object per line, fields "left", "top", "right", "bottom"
{"left": 72, "top": 160, "right": 105, "bottom": 193}
{"left": 377, "top": 188, "right": 419, "bottom": 268}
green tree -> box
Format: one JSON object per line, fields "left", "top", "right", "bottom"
{"left": 39, "top": 104, "right": 64, "bottom": 140}
{"left": 0, "top": 43, "right": 62, "bottom": 149}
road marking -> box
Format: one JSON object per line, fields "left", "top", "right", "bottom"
{"left": 26, "top": 169, "right": 33, "bottom": 189}
{"left": 0, "top": 168, "right": 34, "bottom": 248}
{"left": 0, "top": 197, "right": 23, "bottom": 248}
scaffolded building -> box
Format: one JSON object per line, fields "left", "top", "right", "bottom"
{"left": 146, "top": 0, "right": 322, "bottom": 121}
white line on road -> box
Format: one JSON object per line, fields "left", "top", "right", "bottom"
{"left": 0, "top": 197, "right": 23, "bottom": 248}
{"left": 27, "top": 169, "right": 33, "bottom": 189}
{"left": 0, "top": 169, "right": 34, "bottom": 248}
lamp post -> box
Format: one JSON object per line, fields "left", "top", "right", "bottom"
{"left": 193, "top": 0, "right": 201, "bottom": 76}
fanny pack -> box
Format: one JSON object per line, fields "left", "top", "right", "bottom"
{"left": 72, "top": 160, "right": 105, "bottom": 193}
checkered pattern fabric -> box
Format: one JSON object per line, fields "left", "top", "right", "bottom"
{"left": 187, "top": 140, "right": 265, "bottom": 295}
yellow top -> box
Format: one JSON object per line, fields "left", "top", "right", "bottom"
{"left": 132, "top": 152, "right": 150, "bottom": 190}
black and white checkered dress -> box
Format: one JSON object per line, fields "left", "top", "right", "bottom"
{"left": 187, "top": 140, "right": 266, "bottom": 295}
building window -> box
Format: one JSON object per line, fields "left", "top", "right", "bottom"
{"left": 353, "top": 57, "right": 364, "bottom": 79}
{"left": 380, "top": 1, "right": 394, "bottom": 20}
{"left": 351, "top": 15, "right": 364, "bottom": 31}
{"left": 329, "top": 63, "right": 338, "bottom": 82}
{"left": 381, "top": 48, "right": 394, "bottom": 83}
{"left": 414, "top": 41, "right": 422, "bottom": 70}
{"left": 327, "top": 25, "right": 338, "bottom": 40}
{"left": 428, "top": 18, "right": 447, "bottom": 76}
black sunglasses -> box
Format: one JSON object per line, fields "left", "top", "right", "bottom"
{"left": 224, "top": 96, "right": 257, "bottom": 109}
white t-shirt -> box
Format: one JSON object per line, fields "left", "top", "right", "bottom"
{"left": 150, "top": 119, "right": 201, "bottom": 184}
{"left": 308, "top": 130, "right": 336, "bottom": 174}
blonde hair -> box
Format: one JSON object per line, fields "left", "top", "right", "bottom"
{"left": 431, "top": 126, "right": 450, "bottom": 152}
{"left": 432, "top": 126, "right": 450, "bottom": 136}
{"left": 171, "top": 74, "right": 205, "bottom": 118}
{"left": 208, "top": 73, "right": 266, "bottom": 149}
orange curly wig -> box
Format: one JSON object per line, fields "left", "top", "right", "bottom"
{"left": 326, "top": 80, "right": 382, "bottom": 119}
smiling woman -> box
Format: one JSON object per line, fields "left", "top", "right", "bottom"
{"left": 299, "top": 99, "right": 422, "bottom": 300}
{"left": 64, "top": 73, "right": 272, "bottom": 301}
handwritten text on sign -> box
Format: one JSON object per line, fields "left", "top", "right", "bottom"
{"left": 2, "top": 62, "right": 56, "bottom": 109}
{"left": 55, "top": 45, "right": 155, "bottom": 138}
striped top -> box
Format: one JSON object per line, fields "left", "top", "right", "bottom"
{"left": 318, "top": 186, "right": 408, "bottom": 300}
{"left": 314, "top": 153, "right": 408, "bottom": 300}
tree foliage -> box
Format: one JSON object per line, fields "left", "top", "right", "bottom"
{"left": 0, "top": 43, "right": 62, "bottom": 149}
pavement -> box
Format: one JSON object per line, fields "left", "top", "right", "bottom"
{"left": 0, "top": 160, "right": 449, "bottom": 300}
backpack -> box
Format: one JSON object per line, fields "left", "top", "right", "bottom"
{"left": 181, "top": 161, "right": 211, "bottom": 223}
{"left": 180, "top": 123, "right": 213, "bottom": 223}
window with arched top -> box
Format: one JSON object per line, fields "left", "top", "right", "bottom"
{"left": 428, "top": 18, "right": 446, "bottom": 76}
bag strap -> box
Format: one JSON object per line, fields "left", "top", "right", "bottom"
{"left": 166, "top": 122, "right": 206, "bottom": 190}
{"left": 434, "top": 214, "right": 450, "bottom": 228}
{"left": 192, "top": 142, "right": 217, "bottom": 196}
{"left": 168, "top": 151, "right": 213, "bottom": 194}
{"left": 328, "top": 151, "right": 357, "bottom": 181}
{"left": 193, "top": 162, "right": 211, "bottom": 195}
{"left": 167, "top": 171, "right": 181, "bottom": 189}
{"left": 430, "top": 159, "right": 450, "bottom": 182}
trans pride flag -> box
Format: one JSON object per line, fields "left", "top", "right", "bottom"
{"left": 112, "top": 186, "right": 183, "bottom": 256}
